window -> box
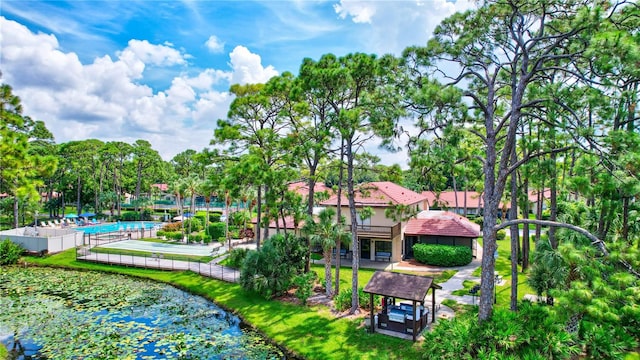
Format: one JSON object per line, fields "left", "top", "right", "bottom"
{"left": 376, "top": 240, "right": 392, "bottom": 253}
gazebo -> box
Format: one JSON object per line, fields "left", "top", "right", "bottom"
{"left": 363, "top": 271, "right": 441, "bottom": 341}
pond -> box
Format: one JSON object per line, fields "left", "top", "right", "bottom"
{"left": 0, "top": 267, "right": 284, "bottom": 359}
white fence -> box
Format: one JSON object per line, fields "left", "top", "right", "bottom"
{"left": 0, "top": 227, "right": 83, "bottom": 254}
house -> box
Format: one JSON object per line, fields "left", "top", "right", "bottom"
{"left": 251, "top": 181, "right": 332, "bottom": 239}
{"left": 422, "top": 190, "right": 510, "bottom": 217}
{"left": 404, "top": 211, "right": 481, "bottom": 259}
{"left": 319, "top": 181, "right": 428, "bottom": 263}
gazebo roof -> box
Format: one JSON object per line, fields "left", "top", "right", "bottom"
{"left": 363, "top": 271, "right": 442, "bottom": 302}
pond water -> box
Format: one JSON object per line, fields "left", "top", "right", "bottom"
{"left": 0, "top": 267, "right": 284, "bottom": 359}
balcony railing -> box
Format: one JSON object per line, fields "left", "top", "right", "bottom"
{"left": 346, "top": 223, "right": 401, "bottom": 239}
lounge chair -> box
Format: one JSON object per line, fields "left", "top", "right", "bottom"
{"left": 53, "top": 219, "right": 61, "bottom": 226}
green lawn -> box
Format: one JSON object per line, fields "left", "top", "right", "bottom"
{"left": 472, "top": 237, "right": 537, "bottom": 308}
{"left": 25, "top": 250, "right": 425, "bottom": 360}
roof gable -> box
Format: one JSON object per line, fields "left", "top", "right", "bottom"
{"left": 363, "top": 271, "right": 441, "bottom": 301}
{"left": 321, "top": 182, "right": 427, "bottom": 207}
{"left": 405, "top": 211, "right": 481, "bottom": 238}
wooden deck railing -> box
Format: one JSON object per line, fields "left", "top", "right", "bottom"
{"left": 346, "top": 223, "right": 401, "bottom": 239}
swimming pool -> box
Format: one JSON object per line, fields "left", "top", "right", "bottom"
{"left": 78, "top": 221, "right": 161, "bottom": 234}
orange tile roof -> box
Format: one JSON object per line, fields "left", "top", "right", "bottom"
{"left": 405, "top": 211, "right": 481, "bottom": 238}
{"left": 422, "top": 190, "right": 510, "bottom": 210}
{"left": 320, "top": 182, "right": 427, "bottom": 207}
{"left": 288, "top": 181, "right": 332, "bottom": 197}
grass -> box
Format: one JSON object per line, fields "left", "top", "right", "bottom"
{"left": 90, "top": 247, "right": 214, "bottom": 263}
{"left": 24, "top": 250, "right": 425, "bottom": 360}
{"left": 0, "top": 342, "right": 7, "bottom": 360}
{"left": 311, "top": 264, "right": 456, "bottom": 294}
{"left": 473, "top": 237, "right": 536, "bottom": 309}
{"left": 451, "top": 280, "right": 480, "bottom": 296}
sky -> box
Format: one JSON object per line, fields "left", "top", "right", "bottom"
{"left": 0, "top": 0, "right": 474, "bottom": 166}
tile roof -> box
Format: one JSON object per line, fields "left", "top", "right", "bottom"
{"left": 528, "top": 188, "right": 551, "bottom": 202}
{"left": 405, "top": 211, "right": 481, "bottom": 238}
{"left": 422, "top": 191, "right": 510, "bottom": 210}
{"left": 288, "top": 181, "right": 332, "bottom": 197}
{"left": 151, "top": 183, "right": 169, "bottom": 191}
{"left": 363, "top": 271, "right": 441, "bottom": 301}
{"left": 320, "top": 182, "right": 427, "bottom": 207}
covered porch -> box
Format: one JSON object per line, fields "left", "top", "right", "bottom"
{"left": 363, "top": 271, "right": 441, "bottom": 341}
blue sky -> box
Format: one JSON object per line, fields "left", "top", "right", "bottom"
{"left": 1, "top": 0, "right": 473, "bottom": 164}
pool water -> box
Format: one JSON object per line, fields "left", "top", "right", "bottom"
{"left": 78, "top": 221, "right": 160, "bottom": 234}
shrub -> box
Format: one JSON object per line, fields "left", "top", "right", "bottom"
{"left": 208, "top": 223, "right": 225, "bottom": 240}
{"left": 188, "top": 233, "right": 203, "bottom": 243}
{"left": 202, "top": 235, "right": 212, "bottom": 245}
{"left": 239, "top": 233, "right": 307, "bottom": 299}
{"left": 496, "top": 229, "right": 507, "bottom": 240}
{"left": 239, "top": 228, "right": 254, "bottom": 239}
{"left": 209, "top": 214, "right": 221, "bottom": 222}
{"left": 164, "top": 231, "right": 183, "bottom": 241}
{"left": 471, "top": 216, "right": 483, "bottom": 228}
{"left": 334, "top": 287, "right": 379, "bottom": 312}
{"left": 227, "top": 248, "right": 249, "bottom": 269}
{"left": 413, "top": 243, "right": 473, "bottom": 267}
{"left": 0, "top": 238, "right": 23, "bottom": 265}
{"left": 422, "top": 302, "right": 579, "bottom": 359}
{"left": 293, "top": 272, "right": 317, "bottom": 305}
{"left": 162, "top": 222, "right": 183, "bottom": 232}
{"left": 183, "top": 218, "right": 203, "bottom": 232}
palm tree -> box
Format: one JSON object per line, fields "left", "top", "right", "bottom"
{"left": 181, "top": 175, "right": 202, "bottom": 240}
{"left": 302, "top": 208, "right": 351, "bottom": 297}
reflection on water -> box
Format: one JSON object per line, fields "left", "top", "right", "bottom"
{"left": 0, "top": 267, "right": 284, "bottom": 359}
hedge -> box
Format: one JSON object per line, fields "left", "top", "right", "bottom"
{"left": 413, "top": 243, "right": 473, "bottom": 267}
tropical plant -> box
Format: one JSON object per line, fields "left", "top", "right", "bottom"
{"left": 239, "top": 233, "right": 307, "bottom": 299}
{"left": 0, "top": 238, "right": 23, "bottom": 265}
{"left": 301, "top": 208, "right": 350, "bottom": 297}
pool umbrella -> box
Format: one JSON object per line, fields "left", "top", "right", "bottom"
{"left": 64, "top": 213, "right": 78, "bottom": 218}
{"left": 80, "top": 212, "right": 96, "bottom": 218}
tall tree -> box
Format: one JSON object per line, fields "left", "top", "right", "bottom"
{"left": 403, "top": 0, "right": 621, "bottom": 321}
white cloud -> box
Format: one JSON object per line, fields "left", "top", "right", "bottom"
{"left": 205, "top": 35, "right": 224, "bottom": 53}
{"left": 333, "top": 0, "right": 476, "bottom": 55}
{"left": 0, "top": 17, "right": 277, "bottom": 160}
{"left": 228, "top": 46, "right": 279, "bottom": 85}
{"left": 334, "top": 1, "right": 376, "bottom": 24}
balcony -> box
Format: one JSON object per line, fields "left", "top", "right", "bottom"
{"left": 346, "top": 223, "right": 401, "bottom": 239}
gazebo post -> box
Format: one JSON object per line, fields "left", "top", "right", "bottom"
{"left": 369, "top": 292, "right": 375, "bottom": 334}
{"left": 412, "top": 300, "right": 417, "bottom": 342}
{"left": 432, "top": 287, "right": 436, "bottom": 323}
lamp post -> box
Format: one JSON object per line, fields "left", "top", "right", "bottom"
{"left": 34, "top": 210, "right": 38, "bottom": 232}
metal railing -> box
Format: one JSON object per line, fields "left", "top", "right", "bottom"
{"left": 76, "top": 248, "right": 239, "bottom": 283}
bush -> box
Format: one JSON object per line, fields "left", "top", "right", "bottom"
{"left": 422, "top": 302, "right": 579, "bottom": 359}
{"left": 0, "top": 238, "right": 23, "bottom": 265}
{"left": 162, "top": 222, "right": 183, "bottom": 232}
{"left": 239, "top": 228, "right": 254, "bottom": 239}
{"left": 471, "top": 216, "right": 483, "bottom": 228}
{"left": 413, "top": 243, "right": 473, "bottom": 267}
{"left": 183, "top": 218, "right": 203, "bottom": 232}
{"left": 208, "top": 223, "right": 225, "bottom": 240}
{"left": 293, "top": 272, "right": 317, "bottom": 305}
{"left": 227, "top": 248, "right": 249, "bottom": 269}
{"left": 239, "top": 233, "right": 307, "bottom": 299}
{"left": 209, "top": 214, "right": 221, "bottom": 222}
{"left": 334, "top": 287, "right": 379, "bottom": 312}
{"left": 496, "top": 229, "right": 507, "bottom": 241}
{"left": 188, "top": 233, "right": 203, "bottom": 243}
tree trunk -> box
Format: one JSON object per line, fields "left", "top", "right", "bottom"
{"left": 324, "top": 249, "right": 333, "bottom": 297}
{"left": 522, "top": 178, "right": 530, "bottom": 270}
{"left": 549, "top": 150, "right": 558, "bottom": 249}
{"left": 347, "top": 137, "right": 360, "bottom": 314}
{"left": 256, "top": 186, "right": 262, "bottom": 250}
{"left": 334, "top": 139, "right": 345, "bottom": 297}
{"left": 509, "top": 147, "right": 519, "bottom": 311}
